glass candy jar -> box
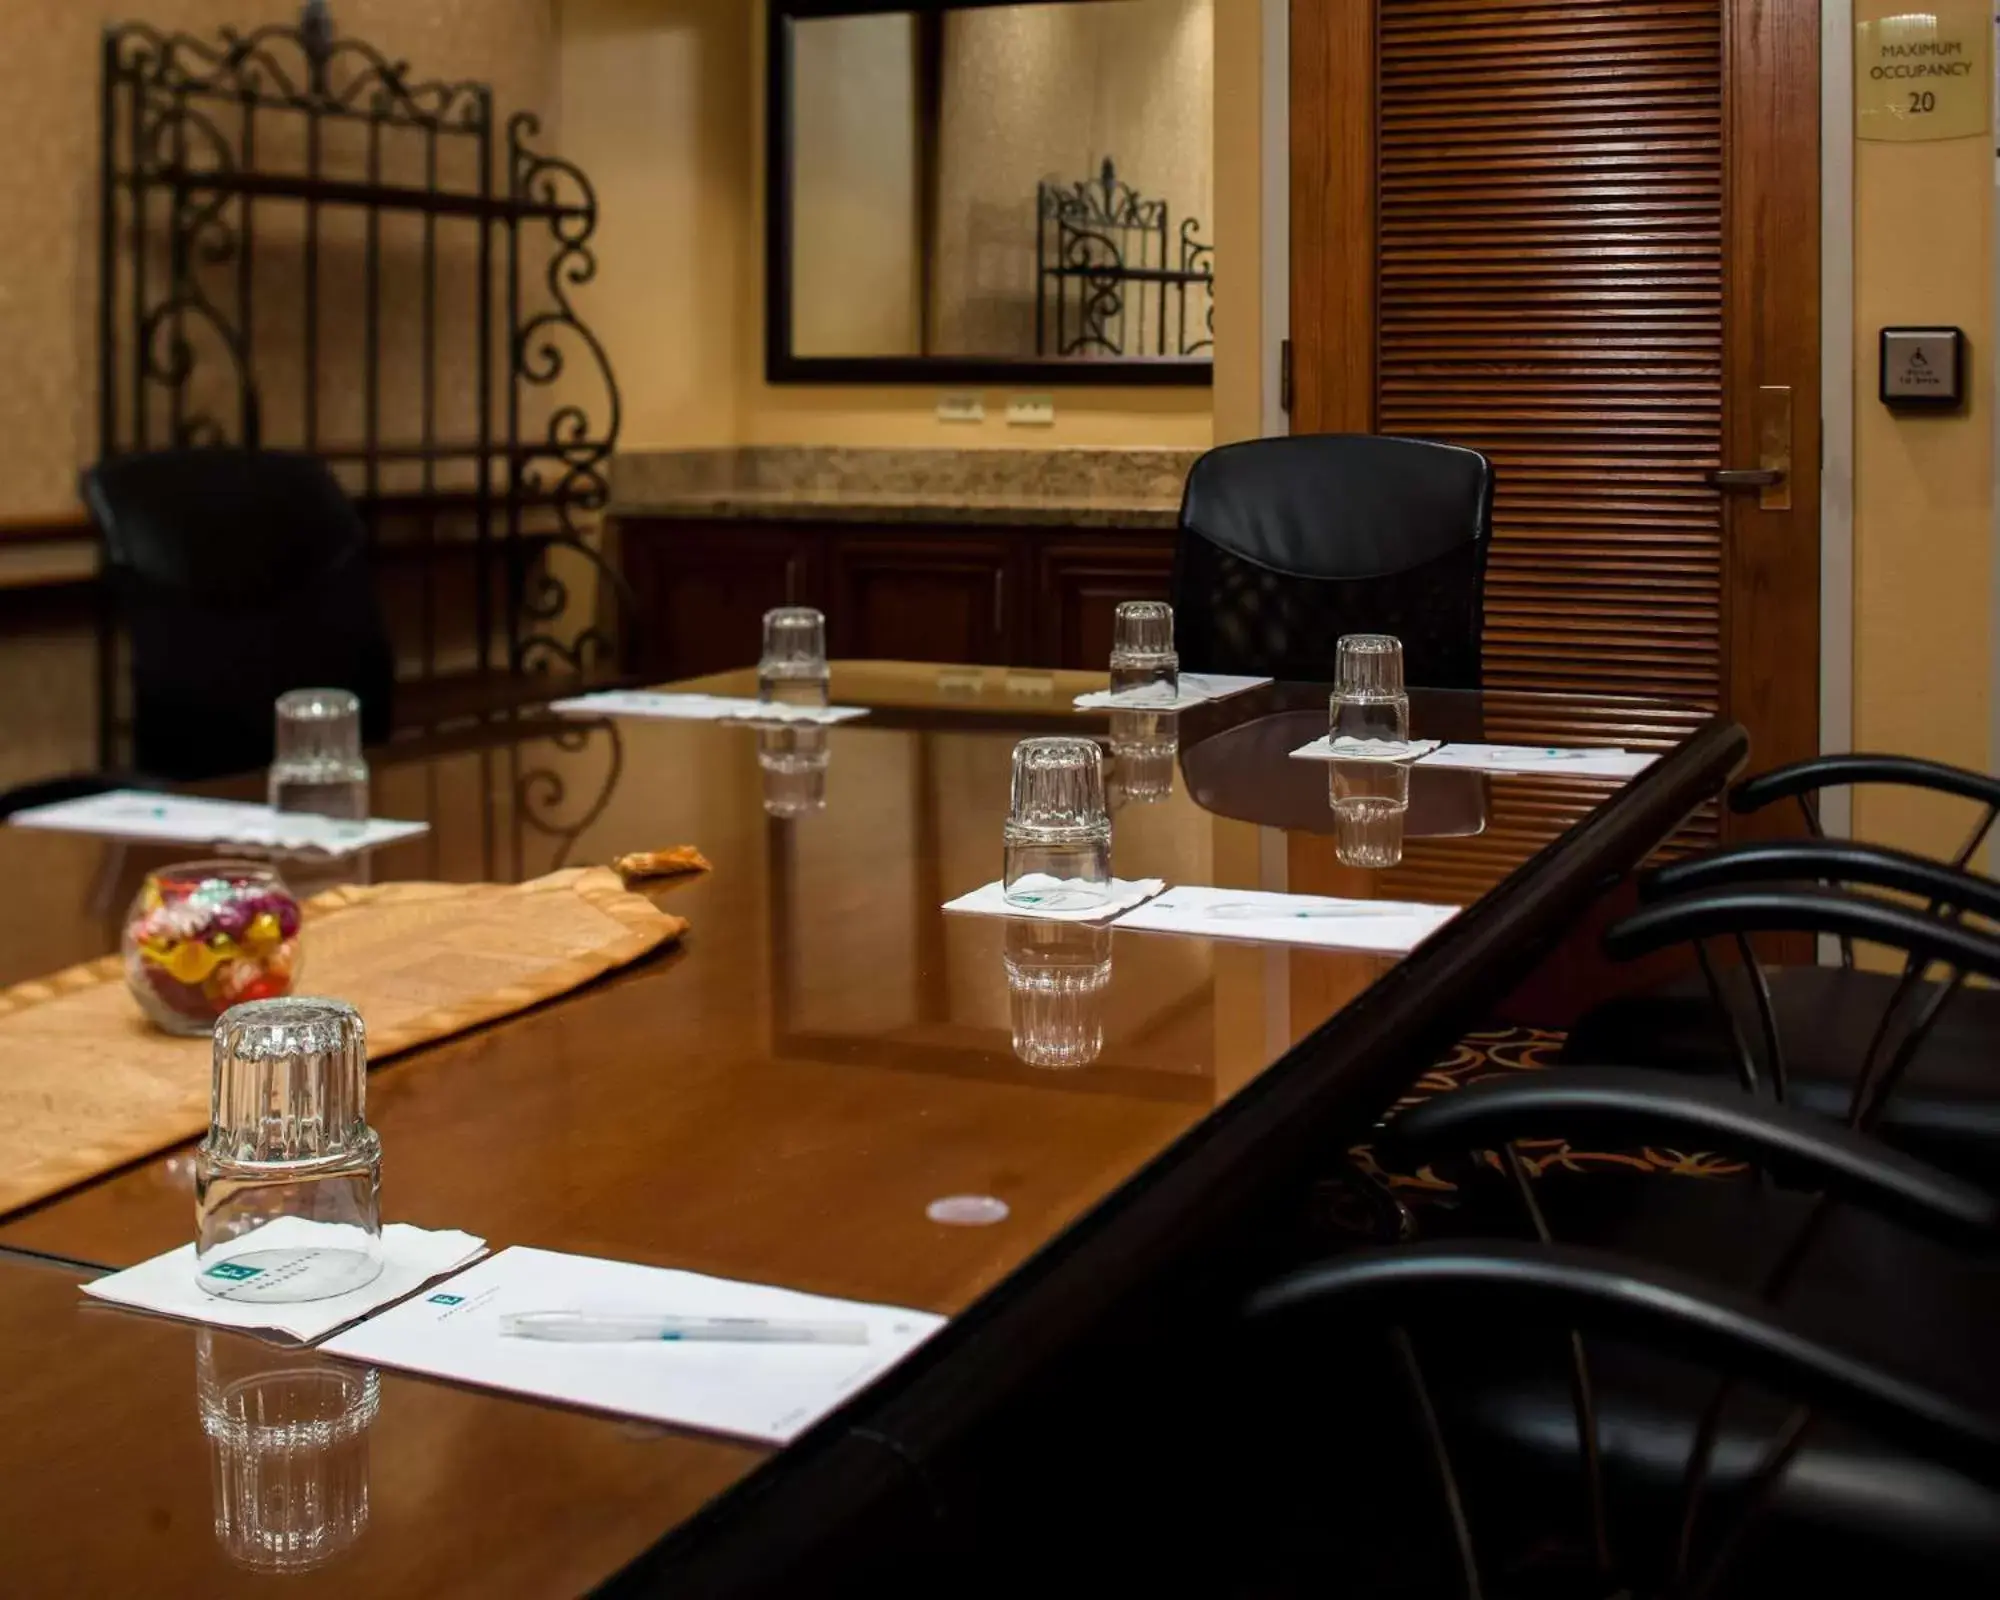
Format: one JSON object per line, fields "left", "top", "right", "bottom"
{"left": 123, "top": 861, "right": 303, "bottom": 1035}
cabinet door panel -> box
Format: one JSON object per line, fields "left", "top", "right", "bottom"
{"left": 827, "top": 534, "right": 1019, "bottom": 665}
{"left": 1036, "top": 537, "right": 1175, "bottom": 669}
{"left": 620, "top": 521, "right": 814, "bottom": 682}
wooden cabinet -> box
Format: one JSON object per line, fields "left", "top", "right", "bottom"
{"left": 614, "top": 518, "right": 1174, "bottom": 673}
{"left": 825, "top": 534, "right": 1024, "bottom": 665}
{"left": 621, "top": 523, "right": 816, "bottom": 682}
{"left": 1034, "top": 536, "right": 1175, "bottom": 669}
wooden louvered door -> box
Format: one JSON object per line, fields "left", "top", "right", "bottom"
{"left": 1292, "top": 0, "right": 1820, "bottom": 887}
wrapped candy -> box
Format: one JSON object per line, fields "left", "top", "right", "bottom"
{"left": 121, "top": 861, "right": 303, "bottom": 1035}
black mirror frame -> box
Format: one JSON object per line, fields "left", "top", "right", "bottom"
{"left": 765, "top": 0, "right": 1215, "bottom": 387}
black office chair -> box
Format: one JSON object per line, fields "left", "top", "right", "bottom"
{"left": 1240, "top": 1077, "right": 2000, "bottom": 1596}
{"left": 1173, "top": 433, "right": 1494, "bottom": 688}
{"left": 1564, "top": 845, "right": 2000, "bottom": 1184}
{"left": 84, "top": 448, "right": 395, "bottom": 782}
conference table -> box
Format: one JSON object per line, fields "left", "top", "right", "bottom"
{"left": 0, "top": 663, "right": 1739, "bottom": 1595}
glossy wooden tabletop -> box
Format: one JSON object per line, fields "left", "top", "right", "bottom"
{"left": 0, "top": 662, "right": 1705, "bottom": 1595}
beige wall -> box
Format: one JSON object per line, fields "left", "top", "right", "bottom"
{"left": 1849, "top": 0, "right": 1995, "bottom": 859}
{"left": 564, "top": 0, "right": 1224, "bottom": 454}
{"left": 0, "top": 0, "right": 561, "bottom": 521}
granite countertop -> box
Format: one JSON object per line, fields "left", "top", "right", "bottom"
{"left": 608, "top": 447, "right": 1194, "bottom": 530}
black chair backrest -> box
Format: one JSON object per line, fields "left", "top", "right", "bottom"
{"left": 83, "top": 449, "right": 395, "bottom": 781}
{"left": 1173, "top": 433, "right": 1494, "bottom": 688}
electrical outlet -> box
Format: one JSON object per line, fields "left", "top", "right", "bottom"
{"left": 935, "top": 394, "right": 986, "bottom": 424}
{"left": 1006, "top": 395, "right": 1056, "bottom": 427}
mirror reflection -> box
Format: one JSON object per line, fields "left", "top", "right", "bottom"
{"left": 782, "top": 0, "right": 1214, "bottom": 372}
{"left": 1109, "top": 709, "right": 1179, "bottom": 805}
{"left": 1329, "top": 758, "right": 1411, "bottom": 870}
{"left": 197, "top": 1331, "right": 379, "bottom": 1574}
{"left": 1004, "top": 919, "right": 1114, "bottom": 1068}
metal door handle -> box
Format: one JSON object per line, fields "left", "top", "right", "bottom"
{"left": 1707, "top": 468, "right": 1785, "bottom": 489}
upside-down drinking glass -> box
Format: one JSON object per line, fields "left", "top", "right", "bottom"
{"left": 269, "top": 689, "right": 369, "bottom": 821}
{"left": 1328, "top": 634, "right": 1411, "bottom": 757}
{"left": 759, "top": 607, "right": 830, "bottom": 710}
{"left": 1108, "top": 601, "right": 1179, "bottom": 703}
{"left": 1002, "top": 737, "right": 1113, "bottom": 911}
{"left": 195, "top": 997, "right": 382, "bottom": 1301}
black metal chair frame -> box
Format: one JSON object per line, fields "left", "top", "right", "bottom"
{"left": 1278, "top": 1065, "right": 2000, "bottom": 1597}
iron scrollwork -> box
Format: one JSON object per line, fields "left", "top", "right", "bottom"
{"left": 507, "top": 111, "right": 633, "bottom": 680}
{"left": 1036, "top": 158, "right": 1214, "bottom": 360}
{"left": 511, "top": 716, "right": 626, "bottom": 876}
{"left": 100, "top": 2, "right": 629, "bottom": 759}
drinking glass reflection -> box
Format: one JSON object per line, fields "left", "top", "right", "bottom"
{"left": 759, "top": 727, "right": 829, "bottom": 817}
{"left": 198, "top": 1330, "right": 378, "bottom": 1573}
{"left": 1004, "top": 920, "right": 1113, "bottom": 1069}
{"left": 1108, "top": 710, "right": 1178, "bottom": 805}
{"left": 1329, "top": 758, "right": 1410, "bottom": 869}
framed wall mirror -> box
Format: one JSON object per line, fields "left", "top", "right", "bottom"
{"left": 767, "top": 0, "right": 1214, "bottom": 386}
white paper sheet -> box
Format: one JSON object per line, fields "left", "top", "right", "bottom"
{"left": 80, "top": 1221, "right": 488, "bottom": 1344}
{"left": 1072, "top": 673, "right": 1271, "bottom": 711}
{"left": 549, "top": 690, "right": 868, "bottom": 726}
{"left": 1416, "top": 743, "right": 1658, "bottom": 778}
{"left": 321, "top": 1246, "right": 947, "bottom": 1445}
{"left": 1288, "top": 738, "right": 1443, "bottom": 763}
{"left": 1113, "top": 885, "right": 1460, "bottom": 954}
{"left": 8, "top": 789, "right": 430, "bottom": 856}
{"left": 943, "top": 877, "right": 1166, "bottom": 923}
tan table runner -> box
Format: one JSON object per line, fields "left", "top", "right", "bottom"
{"left": 0, "top": 866, "right": 688, "bottom": 1216}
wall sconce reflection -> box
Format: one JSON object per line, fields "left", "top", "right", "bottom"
{"left": 1108, "top": 710, "right": 1179, "bottom": 805}
{"left": 759, "top": 725, "right": 829, "bottom": 818}
{"left": 1328, "top": 758, "right": 1410, "bottom": 869}
{"left": 1003, "top": 919, "right": 1113, "bottom": 1069}
{"left": 197, "top": 1330, "right": 379, "bottom": 1574}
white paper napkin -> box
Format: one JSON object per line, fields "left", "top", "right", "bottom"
{"left": 1114, "top": 885, "right": 1460, "bottom": 954}
{"left": 7, "top": 789, "right": 429, "bottom": 857}
{"left": 551, "top": 689, "right": 868, "bottom": 726}
{"left": 1416, "top": 743, "right": 1658, "bottom": 778}
{"left": 1072, "top": 673, "right": 1271, "bottom": 711}
{"left": 81, "top": 1220, "right": 488, "bottom": 1344}
{"left": 943, "top": 877, "right": 1166, "bottom": 923}
{"left": 1288, "top": 738, "right": 1443, "bottom": 763}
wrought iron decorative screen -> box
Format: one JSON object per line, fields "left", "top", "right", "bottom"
{"left": 97, "top": 4, "right": 627, "bottom": 759}
{"left": 1035, "top": 159, "right": 1213, "bottom": 359}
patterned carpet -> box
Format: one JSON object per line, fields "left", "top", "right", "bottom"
{"left": 1350, "top": 1025, "right": 1748, "bottom": 1199}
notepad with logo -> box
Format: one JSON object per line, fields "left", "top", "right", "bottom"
{"left": 1113, "top": 885, "right": 1460, "bottom": 954}
{"left": 321, "top": 1246, "right": 947, "bottom": 1444}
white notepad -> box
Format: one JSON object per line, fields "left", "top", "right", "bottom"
{"left": 1072, "top": 673, "right": 1271, "bottom": 711}
{"left": 1417, "top": 743, "right": 1658, "bottom": 778}
{"left": 322, "top": 1247, "right": 947, "bottom": 1445}
{"left": 549, "top": 690, "right": 868, "bottom": 726}
{"left": 8, "top": 789, "right": 429, "bottom": 856}
{"left": 1113, "top": 885, "right": 1460, "bottom": 954}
